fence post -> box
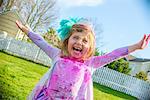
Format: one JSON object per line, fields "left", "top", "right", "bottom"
{"left": 5, "top": 38, "right": 12, "bottom": 51}
{"left": 34, "top": 48, "right": 41, "bottom": 62}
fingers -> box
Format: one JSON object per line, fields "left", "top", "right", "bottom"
{"left": 15, "top": 20, "right": 20, "bottom": 27}
{"left": 143, "top": 34, "right": 150, "bottom": 49}
{"left": 143, "top": 34, "right": 147, "bottom": 40}
{"left": 139, "top": 34, "right": 149, "bottom": 49}
{"left": 141, "top": 34, "right": 146, "bottom": 44}
{"left": 145, "top": 34, "right": 150, "bottom": 42}
{"left": 15, "top": 20, "right": 23, "bottom": 30}
{"left": 147, "top": 34, "right": 150, "bottom": 41}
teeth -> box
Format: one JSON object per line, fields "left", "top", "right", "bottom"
{"left": 73, "top": 47, "right": 82, "bottom": 52}
{"left": 76, "top": 48, "right": 81, "bottom": 50}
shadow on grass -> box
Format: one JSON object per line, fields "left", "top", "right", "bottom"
{"left": 0, "top": 50, "right": 49, "bottom": 68}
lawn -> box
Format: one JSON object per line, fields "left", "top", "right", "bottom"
{"left": 0, "top": 52, "right": 136, "bottom": 100}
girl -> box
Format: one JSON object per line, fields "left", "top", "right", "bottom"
{"left": 16, "top": 18, "right": 150, "bottom": 100}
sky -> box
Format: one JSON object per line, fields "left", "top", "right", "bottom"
{"left": 57, "top": 0, "right": 150, "bottom": 59}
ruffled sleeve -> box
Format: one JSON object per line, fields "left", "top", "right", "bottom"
{"left": 28, "top": 31, "right": 60, "bottom": 60}
{"left": 86, "top": 47, "right": 129, "bottom": 69}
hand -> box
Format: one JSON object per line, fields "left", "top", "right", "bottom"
{"left": 15, "top": 20, "right": 29, "bottom": 34}
{"left": 16, "top": 20, "right": 23, "bottom": 30}
{"left": 136, "top": 34, "right": 150, "bottom": 50}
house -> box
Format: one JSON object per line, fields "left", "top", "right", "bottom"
{"left": 0, "top": 0, "right": 35, "bottom": 39}
{"left": 0, "top": 10, "right": 25, "bottom": 39}
{"left": 126, "top": 55, "right": 150, "bottom": 77}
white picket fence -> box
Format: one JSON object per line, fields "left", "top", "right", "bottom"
{"left": 0, "top": 37, "right": 51, "bottom": 66}
{"left": 0, "top": 37, "right": 150, "bottom": 99}
{"left": 93, "top": 67, "right": 150, "bottom": 100}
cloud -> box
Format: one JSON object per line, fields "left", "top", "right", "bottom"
{"left": 59, "top": 0, "right": 104, "bottom": 7}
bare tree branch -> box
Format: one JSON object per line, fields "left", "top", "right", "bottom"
{"left": 17, "top": 0, "right": 58, "bottom": 33}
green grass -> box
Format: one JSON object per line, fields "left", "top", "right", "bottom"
{"left": 0, "top": 52, "right": 137, "bottom": 100}
{"left": 0, "top": 52, "right": 48, "bottom": 99}
{"left": 93, "top": 83, "right": 136, "bottom": 100}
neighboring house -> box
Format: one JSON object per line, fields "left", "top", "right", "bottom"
{"left": 0, "top": 10, "right": 26, "bottom": 39}
{"left": 0, "top": 31, "right": 7, "bottom": 38}
{"left": 147, "top": 71, "right": 150, "bottom": 83}
{"left": 0, "top": 0, "right": 35, "bottom": 40}
{"left": 127, "top": 55, "right": 150, "bottom": 77}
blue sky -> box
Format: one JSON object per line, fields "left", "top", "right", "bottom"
{"left": 57, "top": 0, "right": 150, "bottom": 58}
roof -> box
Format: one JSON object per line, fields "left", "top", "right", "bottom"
{"left": 129, "top": 58, "right": 150, "bottom": 62}
{"left": 126, "top": 55, "right": 150, "bottom": 62}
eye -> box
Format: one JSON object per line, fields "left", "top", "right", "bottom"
{"left": 83, "top": 39, "right": 88, "bottom": 43}
{"left": 73, "top": 36, "right": 79, "bottom": 40}
{"left": 76, "top": 28, "right": 83, "bottom": 32}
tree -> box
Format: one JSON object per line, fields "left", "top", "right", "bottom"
{"left": 1, "top": 0, "right": 58, "bottom": 33}
{"left": 12, "top": 0, "right": 58, "bottom": 40}
{"left": 0, "top": 0, "right": 3, "bottom": 7}
{"left": 94, "top": 48, "right": 105, "bottom": 56}
{"left": 25, "top": 0, "right": 58, "bottom": 33}
{"left": 43, "top": 27, "right": 61, "bottom": 48}
{"left": 0, "top": 0, "right": 15, "bottom": 13}
{"left": 104, "top": 58, "right": 131, "bottom": 74}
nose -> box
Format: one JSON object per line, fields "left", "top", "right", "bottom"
{"left": 76, "top": 39, "right": 82, "bottom": 45}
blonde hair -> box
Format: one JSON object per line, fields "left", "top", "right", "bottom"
{"left": 61, "top": 24, "right": 95, "bottom": 60}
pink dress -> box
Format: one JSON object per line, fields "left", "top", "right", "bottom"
{"left": 27, "top": 31, "right": 128, "bottom": 100}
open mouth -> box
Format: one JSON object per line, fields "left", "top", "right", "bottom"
{"left": 73, "top": 47, "right": 82, "bottom": 52}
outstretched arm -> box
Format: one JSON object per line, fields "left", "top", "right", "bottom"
{"left": 128, "top": 34, "right": 150, "bottom": 53}
{"left": 87, "top": 34, "right": 150, "bottom": 68}
{"left": 86, "top": 47, "right": 128, "bottom": 68}
{"left": 15, "top": 20, "right": 60, "bottom": 60}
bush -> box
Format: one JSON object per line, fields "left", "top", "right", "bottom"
{"left": 105, "top": 58, "right": 131, "bottom": 74}
{"left": 135, "top": 71, "right": 148, "bottom": 81}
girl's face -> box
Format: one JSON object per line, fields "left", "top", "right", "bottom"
{"left": 67, "top": 31, "right": 90, "bottom": 60}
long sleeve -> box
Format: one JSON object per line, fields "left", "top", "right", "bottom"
{"left": 28, "top": 31, "right": 60, "bottom": 60}
{"left": 86, "top": 47, "right": 128, "bottom": 69}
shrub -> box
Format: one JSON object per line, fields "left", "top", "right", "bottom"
{"left": 105, "top": 58, "right": 131, "bottom": 74}
{"left": 135, "top": 71, "right": 148, "bottom": 81}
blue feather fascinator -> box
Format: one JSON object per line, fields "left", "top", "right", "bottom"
{"left": 57, "top": 17, "right": 86, "bottom": 40}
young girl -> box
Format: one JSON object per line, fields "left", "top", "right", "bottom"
{"left": 16, "top": 18, "right": 150, "bottom": 100}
